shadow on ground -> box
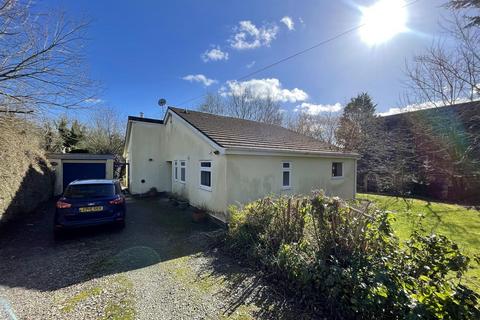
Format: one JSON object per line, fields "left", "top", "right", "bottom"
{"left": 195, "top": 247, "right": 317, "bottom": 320}
{"left": 0, "top": 196, "right": 218, "bottom": 292}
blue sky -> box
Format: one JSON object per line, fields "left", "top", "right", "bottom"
{"left": 45, "top": 0, "right": 448, "bottom": 119}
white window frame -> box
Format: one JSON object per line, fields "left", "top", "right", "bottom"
{"left": 332, "top": 162, "right": 344, "bottom": 179}
{"left": 174, "top": 160, "right": 178, "bottom": 181}
{"left": 282, "top": 161, "right": 292, "bottom": 190}
{"left": 199, "top": 160, "right": 212, "bottom": 191}
{"left": 179, "top": 160, "right": 186, "bottom": 183}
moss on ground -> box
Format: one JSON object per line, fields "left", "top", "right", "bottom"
{"left": 220, "top": 304, "right": 257, "bottom": 320}
{"left": 57, "top": 275, "right": 135, "bottom": 319}
{"left": 166, "top": 256, "right": 224, "bottom": 294}
{"left": 165, "top": 255, "right": 259, "bottom": 319}
{"left": 60, "top": 286, "right": 103, "bottom": 313}
{"left": 100, "top": 275, "right": 135, "bottom": 320}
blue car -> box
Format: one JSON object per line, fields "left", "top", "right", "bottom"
{"left": 54, "top": 179, "right": 126, "bottom": 236}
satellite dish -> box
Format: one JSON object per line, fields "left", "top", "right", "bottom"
{"left": 158, "top": 98, "right": 167, "bottom": 107}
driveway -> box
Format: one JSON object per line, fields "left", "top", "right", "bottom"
{"left": 0, "top": 196, "right": 307, "bottom": 320}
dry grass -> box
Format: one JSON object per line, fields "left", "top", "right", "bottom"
{"left": 0, "top": 115, "right": 53, "bottom": 221}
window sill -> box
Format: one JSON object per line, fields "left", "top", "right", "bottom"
{"left": 281, "top": 186, "right": 292, "bottom": 190}
{"left": 199, "top": 185, "right": 212, "bottom": 192}
{"left": 331, "top": 176, "right": 344, "bottom": 180}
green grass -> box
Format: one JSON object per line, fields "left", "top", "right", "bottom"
{"left": 100, "top": 275, "right": 135, "bottom": 320}
{"left": 358, "top": 193, "right": 480, "bottom": 291}
{"left": 60, "top": 287, "right": 103, "bottom": 313}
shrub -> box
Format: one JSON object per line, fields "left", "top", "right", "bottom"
{"left": 226, "top": 191, "right": 480, "bottom": 319}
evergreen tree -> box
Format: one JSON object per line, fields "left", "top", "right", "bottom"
{"left": 54, "top": 117, "right": 85, "bottom": 152}
{"left": 336, "top": 93, "right": 377, "bottom": 152}
{"left": 336, "top": 93, "right": 388, "bottom": 191}
{"left": 66, "top": 120, "right": 85, "bottom": 150}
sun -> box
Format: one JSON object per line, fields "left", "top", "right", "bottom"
{"left": 360, "top": 0, "right": 408, "bottom": 46}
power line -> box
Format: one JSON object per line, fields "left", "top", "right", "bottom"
{"left": 176, "top": 0, "right": 422, "bottom": 107}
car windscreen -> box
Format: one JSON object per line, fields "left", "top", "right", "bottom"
{"left": 64, "top": 184, "right": 115, "bottom": 199}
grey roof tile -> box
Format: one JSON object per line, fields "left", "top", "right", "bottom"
{"left": 169, "top": 107, "right": 338, "bottom": 153}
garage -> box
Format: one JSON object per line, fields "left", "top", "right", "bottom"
{"left": 47, "top": 153, "right": 115, "bottom": 195}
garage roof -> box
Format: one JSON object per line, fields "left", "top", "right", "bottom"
{"left": 46, "top": 153, "right": 115, "bottom": 160}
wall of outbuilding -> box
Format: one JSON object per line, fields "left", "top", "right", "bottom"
{"left": 225, "top": 154, "right": 356, "bottom": 212}
{"left": 125, "top": 122, "right": 164, "bottom": 194}
{"left": 48, "top": 157, "right": 114, "bottom": 195}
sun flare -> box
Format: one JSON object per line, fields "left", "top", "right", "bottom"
{"left": 360, "top": 0, "right": 408, "bottom": 46}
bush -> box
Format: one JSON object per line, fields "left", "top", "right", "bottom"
{"left": 226, "top": 191, "right": 480, "bottom": 319}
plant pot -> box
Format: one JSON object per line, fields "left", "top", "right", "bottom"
{"left": 178, "top": 201, "right": 189, "bottom": 210}
{"left": 192, "top": 210, "right": 207, "bottom": 222}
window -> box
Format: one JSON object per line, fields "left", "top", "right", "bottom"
{"left": 64, "top": 184, "right": 115, "bottom": 199}
{"left": 282, "top": 162, "right": 291, "bottom": 189}
{"left": 174, "top": 161, "right": 178, "bottom": 181}
{"left": 180, "top": 160, "right": 186, "bottom": 183}
{"left": 332, "top": 162, "right": 343, "bottom": 178}
{"left": 200, "top": 161, "right": 212, "bottom": 191}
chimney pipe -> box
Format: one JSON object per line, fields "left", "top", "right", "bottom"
{"left": 139, "top": 112, "right": 144, "bottom": 118}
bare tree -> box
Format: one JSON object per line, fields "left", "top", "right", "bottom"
{"left": 0, "top": 0, "right": 96, "bottom": 113}
{"left": 286, "top": 111, "right": 339, "bottom": 147}
{"left": 400, "top": 10, "right": 480, "bottom": 199}
{"left": 85, "top": 107, "right": 125, "bottom": 156}
{"left": 198, "top": 90, "right": 283, "bottom": 125}
{"left": 447, "top": 0, "right": 480, "bottom": 27}
{"left": 404, "top": 14, "right": 479, "bottom": 107}
{"left": 198, "top": 92, "right": 225, "bottom": 115}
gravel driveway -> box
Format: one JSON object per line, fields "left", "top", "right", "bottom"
{"left": 0, "top": 196, "right": 308, "bottom": 320}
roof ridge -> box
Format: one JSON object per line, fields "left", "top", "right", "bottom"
{"left": 169, "top": 106, "right": 289, "bottom": 129}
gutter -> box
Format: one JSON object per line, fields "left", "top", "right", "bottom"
{"left": 224, "top": 147, "right": 360, "bottom": 159}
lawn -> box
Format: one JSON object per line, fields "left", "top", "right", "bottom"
{"left": 358, "top": 193, "right": 480, "bottom": 292}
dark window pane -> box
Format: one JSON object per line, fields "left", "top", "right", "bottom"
{"left": 181, "top": 168, "right": 186, "bottom": 181}
{"left": 201, "top": 171, "right": 211, "bottom": 187}
{"left": 65, "top": 184, "right": 115, "bottom": 199}
{"left": 181, "top": 161, "right": 186, "bottom": 166}
{"left": 200, "top": 162, "right": 211, "bottom": 168}
{"left": 332, "top": 162, "right": 343, "bottom": 177}
{"left": 283, "top": 162, "right": 290, "bottom": 168}
{"left": 283, "top": 171, "right": 290, "bottom": 186}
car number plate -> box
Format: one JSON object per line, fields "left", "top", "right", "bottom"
{"left": 79, "top": 206, "right": 103, "bottom": 213}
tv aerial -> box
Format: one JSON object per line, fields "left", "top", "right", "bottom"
{"left": 158, "top": 98, "right": 167, "bottom": 107}
{"left": 158, "top": 98, "right": 167, "bottom": 118}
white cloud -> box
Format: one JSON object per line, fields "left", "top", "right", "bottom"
{"left": 182, "top": 74, "right": 218, "bottom": 87}
{"left": 246, "top": 61, "right": 256, "bottom": 68}
{"left": 85, "top": 98, "right": 103, "bottom": 104}
{"left": 280, "top": 16, "right": 295, "bottom": 31}
{"left": 201, "top": 46, "right": 229, "bottom": 62}
{"left": 377, "top": 98, "right": 474, "bottom": 116}
{"left": 229, "top": 20, "right": 279, "bottom": 50}
{"left": 294, "top": 102, "right": 343, "bottom": 115}
{"left": 221, "top": 78, "right": 308, "bottom": 103}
